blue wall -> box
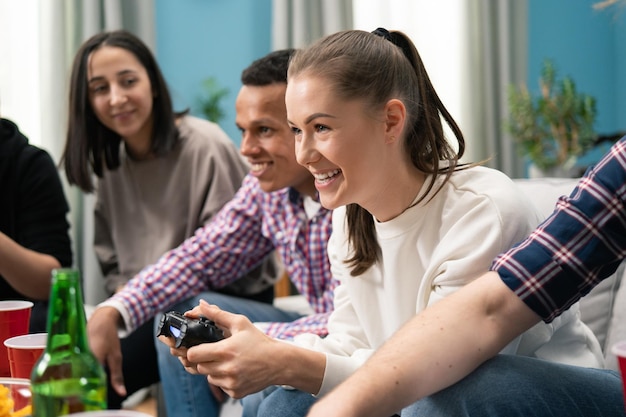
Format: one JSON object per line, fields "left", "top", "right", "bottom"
{"left": 527, "top": 0, "right": 626, "bottom": 169}
{"left": 154, "top": 0, "right": 626, "bottom": 154}
{"left": 616, "top": 13, "right": 626, "bottom": 129}
{"left": 154, "top": 0, "right": 272, "bottom": 144}
{"left": 528, "top": 1, "right": 626, "bottom": 136}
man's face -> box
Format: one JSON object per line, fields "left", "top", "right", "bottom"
{"left": 236, "top": 83, "right": 316, "bottom": 197}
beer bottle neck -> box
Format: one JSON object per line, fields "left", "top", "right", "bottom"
{"left": 46, "top": 269, "right": 90, "bottom": 352}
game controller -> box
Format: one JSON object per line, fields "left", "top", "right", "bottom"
{"left": 157, "top": 310, "right": 224, "bottom": 348}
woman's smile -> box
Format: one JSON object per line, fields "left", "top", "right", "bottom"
{"left": 312, "top": 169, "right": 342, "bottom": 185}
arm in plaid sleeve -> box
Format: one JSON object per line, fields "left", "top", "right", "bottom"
{"left": 264, "top": 312, "right": 331, "bottom": 339}
{"left": 263, "top": 200, "right": 337, "bottom": 340}
{"left": 108, "top": 175, "right": 276, "bottom": 331}
{"left": 263, "top": 272, "right": 338, "bottom": 339}
{"left": 493, "top": 137, "right": 626, "bottom": 322}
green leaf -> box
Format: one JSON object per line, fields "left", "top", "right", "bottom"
{"left": 504, "top": 59, "right": 597, "bottom": 170}
{"left": 196, "top": 77, "right": 229, "bottom": 123}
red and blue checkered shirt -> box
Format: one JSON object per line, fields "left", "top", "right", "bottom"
{"left": 493, "top": 137, "right": 626, "bottom": 322}
{"left": 110, "top": 174, "right": 336, "bottom": 339}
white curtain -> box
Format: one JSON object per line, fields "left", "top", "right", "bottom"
{"left": 0, "top": 0, "right": 155, "bottom": 305}
{"left": 272, "top": 0, "right": 353, "bottom": 49}
{"left": 344, "top": 0, "right": 527, "bottom": 176}
{"left": 466, "top": 0, "right": 527, "bottom": 177}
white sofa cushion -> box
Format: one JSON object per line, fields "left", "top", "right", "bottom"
{"left": 604, "top": 261, "right": 626, "bottom": 370}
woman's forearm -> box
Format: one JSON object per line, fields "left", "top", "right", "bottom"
{"left": 308, "top": 271, "right": 541, "bottom": 417}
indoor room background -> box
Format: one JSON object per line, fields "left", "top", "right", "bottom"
{"left": 0, "top": 0, "right": 624, "bottom": 304}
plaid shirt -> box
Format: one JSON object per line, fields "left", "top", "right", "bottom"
{"left": 492, "top": 137, "right": 626, "bottom": 322}
{"left": 110, "top": 174, "right": 335, "bottom": 339}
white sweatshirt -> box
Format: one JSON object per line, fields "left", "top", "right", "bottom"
{"left": 293, "top": 166, "right": 604, "bottom": 396}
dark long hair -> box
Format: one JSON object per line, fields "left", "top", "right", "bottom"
{"left": 288, "top": 29, "right": 467, "bottom": 276}
{"left": 61, "top": 29, "right": 184, "bottom": 192}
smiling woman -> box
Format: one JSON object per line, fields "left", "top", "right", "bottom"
{"left": 214, "top": 27, "right": 606, "bottom": 417}
{"left": 86, "top": 46, "right": 156, "bottom": 160}
{"left": 62, "top": 30, "right": 184, "bottom": 193}
{"left": 57, "top": 29, "right": 278, "bottom": 413}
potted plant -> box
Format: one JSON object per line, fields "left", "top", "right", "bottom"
{"left": 505, "top": 59, "right": 597, "bottom": 177}
{"left": 196, "top": 77, "right": 229, "bottom": 123}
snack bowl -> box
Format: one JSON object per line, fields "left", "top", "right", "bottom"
{"left": 0, "top": 377, "right": 32, "bottom": 416}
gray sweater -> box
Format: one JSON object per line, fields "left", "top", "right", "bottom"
{"left": 93, "top": 115, "right": 274, "bottom": 294}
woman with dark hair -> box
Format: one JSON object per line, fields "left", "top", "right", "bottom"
{"left": 63, "top": 30, "right": 184, "bottom": 190}
{"left": 61, "top": 30, "right": 276, "bottom": 409}
{"left": 164, "top": 29, "right": 604, "bottom": 417}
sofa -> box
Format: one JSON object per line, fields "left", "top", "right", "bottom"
{"left": 217, "top": 176, "right": 626, "bottom": 416}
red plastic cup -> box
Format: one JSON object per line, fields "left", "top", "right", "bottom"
{"left": 0, "top": 301, "right": 33, "bottom": 377}
{"left": 612, "top": 340, "right": 626, "bottom": 411}
{"left": 3, "top": 332, "right": 46, "bottom": 379}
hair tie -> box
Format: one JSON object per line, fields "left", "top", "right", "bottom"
{"left": 372, "top": 27, "right": 392, "bottom": 42}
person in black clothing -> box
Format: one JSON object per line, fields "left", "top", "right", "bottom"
{"left": 0, "top": 117, "right": 73, "bottom": 332}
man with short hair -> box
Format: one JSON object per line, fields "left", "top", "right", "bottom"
{"left": 86, "top": 49, "right": 337, "bottom": 417}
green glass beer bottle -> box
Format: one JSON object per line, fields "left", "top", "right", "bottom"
{"left": 31, "top": 268, "right": 107, "bottom": 416}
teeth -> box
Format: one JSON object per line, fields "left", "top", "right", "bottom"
{"left": 313, "top": 169, "right": 340, "bottom": 182}
{"left": 251, "top": 163, "right": 270, "bottom": 172}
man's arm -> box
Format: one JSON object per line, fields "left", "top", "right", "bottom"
{"left": 307, "top": 271, "right": 540, "bottom": 417}
{"left": 87, "top": 306, "right": 127, "bottom": 397}
{"left": 265, "top": 274, "right": 338, "bottom": 339}
{"left": 87, "top": 176, "right": 275, "bottom": 397}
{"left": 264, "top": 312, "right": 330, "bottom": 339}
{"left": 107, "top": 176, "right": 275, "bottom": 331}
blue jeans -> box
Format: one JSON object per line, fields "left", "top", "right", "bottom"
{"left": 154, "top": 292, "right": 302, "bottom": 417}
{"left": 242, "top": 386, "right": 316, "bottom": 417}
{"left": 248, "top": 355, "right": 625, "bottom": 417}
